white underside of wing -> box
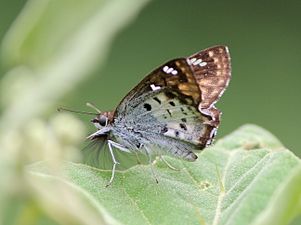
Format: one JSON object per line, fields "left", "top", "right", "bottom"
{"left": 135, "top": 91, "right": 210, "bottom": 146}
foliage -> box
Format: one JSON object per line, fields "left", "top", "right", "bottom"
{"left": 28, "top": 125, "right": 301, "bottom": 225}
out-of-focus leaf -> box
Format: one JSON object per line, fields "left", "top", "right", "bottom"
{"left": 1, "top": 0, "right": 149, "bottom": 68}
{"left": 27, "top": 171, "right": 121, "bottom": 225}
{"left": 0, "top": 0, "right": 151, "bottom": 129}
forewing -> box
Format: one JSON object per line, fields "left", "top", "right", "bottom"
{"left": 115, "top": 58, "right": 216, "bottom": 148}
{"left": 115, "top": 58, "right": 202, "bottom": 117}
{"left": 188, "top": 45, "right": 231, "bottom": 109}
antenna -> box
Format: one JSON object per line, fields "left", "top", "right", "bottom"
{"left": 57, "top": 107, "right": 99, "bottom": 116}
{"left": 86, "top": 102, "right": 101, "bottom": 113}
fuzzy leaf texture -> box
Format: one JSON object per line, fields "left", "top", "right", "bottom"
{"left": 28, "top": 125, "right": 301, "bottom": 225}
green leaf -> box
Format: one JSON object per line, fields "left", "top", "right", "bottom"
{"left": 250, "top": 165, "right": 301, "bottom": 225}
{"left": 28, "top": 125, "right": 301, "bottom": 225}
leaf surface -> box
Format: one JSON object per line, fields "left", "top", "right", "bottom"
{"left": 29, "top": 125, "right": 301, "bottom": 225}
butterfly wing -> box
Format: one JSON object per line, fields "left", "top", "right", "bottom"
{"left": 114, "top": 46, "right": 231, "bottom": 150}
{"left": 188, "top": 46, "right": 231, "bottom": 125}
{"left": 115, "top": 58, "right": 202, "bottom": 116}
{"left": 131, "top": 89, "right": 216, "bottom": 149}
{"left": 188, "top": 45, "right": 231, "bottom": 109}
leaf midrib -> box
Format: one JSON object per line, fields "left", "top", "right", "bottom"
{"left": 212, "top": 150, "right": 235, "bottom": 225}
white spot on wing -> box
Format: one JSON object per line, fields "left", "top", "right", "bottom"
{"left": 225, "top": 46, "right": 229, "bottom": 54}
{"left": 199, "top": 62, "right": 207, "bottom": 67}
{"left": 189, "top": 58, "right": 197, "bottom": 65}
{"left": 166, "top": 67, "right": 174, "bottom": 73}
{"left": 163, "top": 66, "right": 169, "bottom": 72}
{"left": 171, "top": 70, "right": 178, "bottom": 75}
{"left": 150, "top": 84, "right": 161, "bottom": 91}
{"left": 193, "top": 59, "right": 203, "bottom": 65}
{"left": 162, "top": 65, "right": 178, "bottom": 75}
{"left": 189, "top": 58, "right": 207, "bottom": 67}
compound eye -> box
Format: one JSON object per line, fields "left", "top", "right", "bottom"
{"left": 99, "top": 116, "right": 107, "bottom": 126}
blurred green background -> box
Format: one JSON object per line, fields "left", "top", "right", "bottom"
{"left": 1, "top": 1, "right": 301, "bottom": 225}
{"left": 1, "top": 1, "right": 301, "bottom": 149}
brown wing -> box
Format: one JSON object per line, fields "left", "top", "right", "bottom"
{"left": 188, "top": 45, "right": 231, "bottom": 109}
{"left": 115, "top": 58, "right": 203, "bottom": 117}
{"left": 114, "top": 58, "right": 217, "bottom": 149}
{"left": 114, "top": 46, "right": 231, "bottom": 147}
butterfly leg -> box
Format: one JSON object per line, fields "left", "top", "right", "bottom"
{"left": 160, "top": 156, "right": 180, "bottom": 171}
{"left": 108, "top": 140, "right": 131, "bottom": 153}
{"left": 144, "top": 146, "right": 159, "bottom": 184}
{"left": 106, "top": 140, "right": 121, "bottom": 187}
{"left": 134, "top": 152, "right": 142, "bottom": 164}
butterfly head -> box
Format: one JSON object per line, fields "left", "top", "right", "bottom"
{"left": 91, "top": 111, "right": 114, "bottom": 129}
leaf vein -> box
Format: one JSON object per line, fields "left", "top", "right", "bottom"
{"left": 212, "top": 150, "right": 237, "bottom": 225}
{"left": 223, "top": 154, "right": 273, "bottom": 225}
{"left": 121, "top": 183, "right": 152, "bottom": 225}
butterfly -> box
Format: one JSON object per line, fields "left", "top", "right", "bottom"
{"left": 86, "top": 45, "right": 231, "bottom": 186}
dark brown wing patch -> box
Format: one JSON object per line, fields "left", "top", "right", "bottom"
{"left": 115, "top": 58, "right": 203, "bottom": 116}
{"left": 144, "top": 59, "right": 202, "bottom": 105}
